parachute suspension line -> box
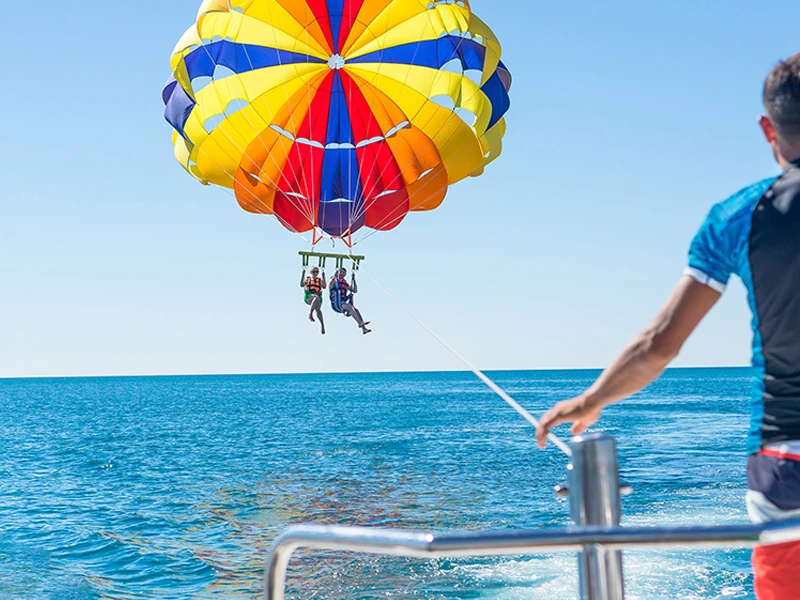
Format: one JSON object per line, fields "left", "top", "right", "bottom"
{"left": 222, "top": 185, "right": 313, "bottom": 245}
{"left": 360, "top": 268, "right": 573, "bottom": 458}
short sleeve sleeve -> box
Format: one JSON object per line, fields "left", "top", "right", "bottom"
{"left": 685, "top": 204, "right": 737, "bottom": 293}
{"left": 684, "top": 177, "right": 776, "bottom": 294}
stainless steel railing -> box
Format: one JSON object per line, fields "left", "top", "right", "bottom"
{"left": 264, "top": 434, "right": 800, "bottom": 600}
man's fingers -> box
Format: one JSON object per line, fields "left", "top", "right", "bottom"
{"left": 536, "top": 426, "right": 549, "bottom": 449}
{"left": 535, "top": 417, "right": 551, "bottom": 449}
{"left": 538, "top": 398, "right": 601, "bottom": 449}
{"left": 571, "top": 420, "right": 589, "bottom": 435}
{"left": 536, "top": 409, "right": 565, "bottom": 448}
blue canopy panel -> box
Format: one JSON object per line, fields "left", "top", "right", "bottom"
{"left": 318, "top": 71, "right": 366, "bottom": 236}
{"left": 182, "top": 41, "right": 325, "bottom": 82}
{"left": 496, "top": 60, "right": 513, "bottom": 92}
{"left": 480, "top": 70, "right": 511, "bottom": 130}
{"left": 162, "top": 77, "right": 196, "bottom": 141}
{"left": 348, "top": 36, "right": 486, "bottom": 72}
{"left": 326, "top": 0, "right": 345, "bottom": 54}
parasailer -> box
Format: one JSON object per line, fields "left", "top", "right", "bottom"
{"left": 301, "top": 265, "right": 327, "bottom": 335}
{"left": 330, "top": 268, "right": 371, "bottom": 335}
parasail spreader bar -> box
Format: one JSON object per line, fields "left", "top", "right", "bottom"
{"left": 300, "top": 251, "right": 365, "bottom": 270}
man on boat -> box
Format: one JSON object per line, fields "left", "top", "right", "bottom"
{"left": 301, "top": 266, "right": 326, "bottom": 335}
{"left": 536, "top": 54, "right": 800, "bottom": 599}
{"left": 330, "top": 268, "right": 371, "bottom": 335}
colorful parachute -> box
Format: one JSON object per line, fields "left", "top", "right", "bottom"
{"left": 163, "top": 0, "right": 511, "bottom": 244}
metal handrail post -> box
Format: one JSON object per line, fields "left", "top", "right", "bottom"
{"left": 569, "top": 434, "right": 625, "bottom": 600}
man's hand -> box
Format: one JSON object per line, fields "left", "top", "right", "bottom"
{"left": 536, "top": 395, "right": 602, "bottom": 449}
{"left": 534, "top": 276, "right": 721, "bottom": 450}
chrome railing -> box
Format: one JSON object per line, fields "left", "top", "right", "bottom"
{"left": 264, "top": 434, "right": 800, "bottom": 600}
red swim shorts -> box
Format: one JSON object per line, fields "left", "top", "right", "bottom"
{"left": 753, "top": 541, "right": 800, "bottom": 600}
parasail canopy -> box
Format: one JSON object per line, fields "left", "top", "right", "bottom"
{"left": 163, "top": 0, "right": 512, "bottom": 245}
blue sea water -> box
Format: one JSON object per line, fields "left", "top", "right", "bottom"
{"left": 0, "top": 368, "right": 757, "bottom": 599}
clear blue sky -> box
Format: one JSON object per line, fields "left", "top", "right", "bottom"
{"left": 2, "top": 1, "right": 799, "bottom": 378}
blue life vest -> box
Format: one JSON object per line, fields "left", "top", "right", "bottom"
{"left": 330, "top": 278, "right": 352, "bottom": 314}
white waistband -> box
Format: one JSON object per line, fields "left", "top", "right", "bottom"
{"left": 763, "top": 441, "right": 800, "bottom": 455}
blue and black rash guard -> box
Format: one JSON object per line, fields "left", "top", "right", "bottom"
{"left": 686, "top": 159, "right": 800, "bottom": 455}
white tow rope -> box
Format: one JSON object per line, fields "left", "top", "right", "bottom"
{"left": 361, "top": 269, "right": 573, "bottom": 458}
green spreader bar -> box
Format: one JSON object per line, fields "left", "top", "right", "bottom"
{"left": 300, "top": 251, "right": 365, "bottom": 270}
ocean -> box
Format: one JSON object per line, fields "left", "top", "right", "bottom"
{"left": 0, "top": 368, "right": 757, "bottom": 599}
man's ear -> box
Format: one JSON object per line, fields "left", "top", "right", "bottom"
{"left": 760, "top": 115, "right": 778, "bottom": 143}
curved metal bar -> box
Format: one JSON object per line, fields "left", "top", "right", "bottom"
{"left": 264, "top": 519, "right": 800, "bottom": 599}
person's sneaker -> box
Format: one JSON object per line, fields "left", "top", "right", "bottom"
{"left": 362, "top": 328, "right": 372, "bottom": 335}
{"left": 309, "top": 315, "right": 315, "bottom": 323}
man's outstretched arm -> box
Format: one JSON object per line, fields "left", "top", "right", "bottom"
{"left": 536, "top": 275, "right": 722, "bottom": 448}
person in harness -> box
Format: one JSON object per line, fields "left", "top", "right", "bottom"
{"left": 301, "top": 266, "right": 326, "bottom": 335}
{"left": 330, "top": 268, "right": 371, "bottom": 335}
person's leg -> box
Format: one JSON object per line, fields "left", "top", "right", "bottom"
{"left": 306, "top": 295, "right": 315, "bottom": 321}
{"left": 341, "top": 303, "right": 364, "bottom": 327}
{"left": 344, "top": 303, "right": 371, "bottom": 334}
{"left": 748, "top": 452, "right": 800, "bottom": 599}
{"left": 352, "top": 307, "right": 370, "bottom": 331}
{"left": 312, "top": 296, "right": 325, "bottom": 335}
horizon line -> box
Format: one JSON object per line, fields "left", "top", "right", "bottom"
{"left": 0, "top": 364, "right": 753, "bottom": 382}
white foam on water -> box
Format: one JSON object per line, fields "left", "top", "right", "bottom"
{"left": 442, "top": 497, "right": 754, "bottom": 599}
{"left": 448, "top": 555, "right": 577, "bottom": 599}
{"left": 439, "top": 550, "right": 751, "bottom": 600}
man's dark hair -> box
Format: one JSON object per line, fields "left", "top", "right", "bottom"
{"left": 764, "top": 53, "right": 800, "bottom": 139}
